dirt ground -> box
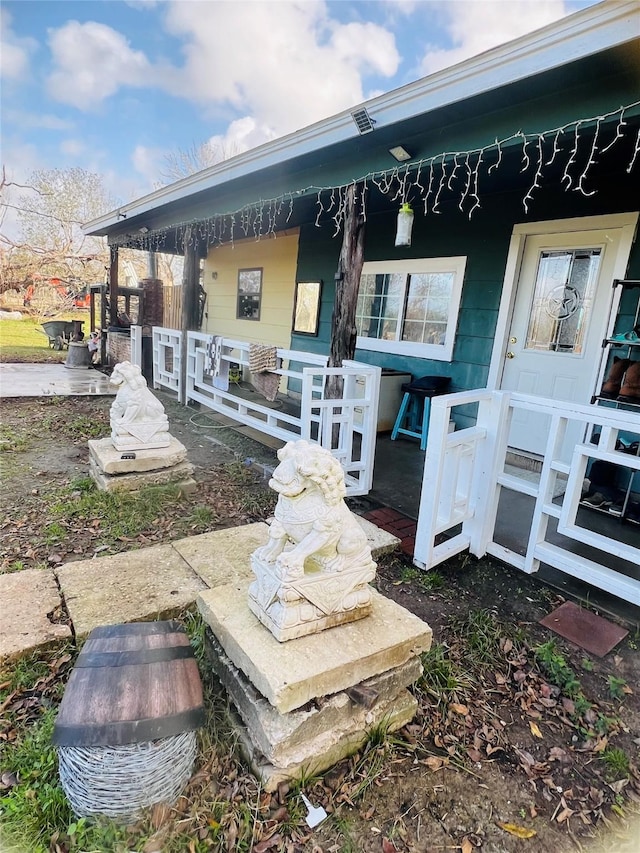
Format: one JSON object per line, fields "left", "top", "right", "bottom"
{"left": 1, "top": 393, "right": 639, "bottom": 852}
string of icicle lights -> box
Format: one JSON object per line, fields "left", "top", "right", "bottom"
{"left": 114, "top": 101, "right": 640, "bottom": 253}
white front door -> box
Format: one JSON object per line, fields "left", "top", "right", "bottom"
{"left": 501, "top": 229, "right": 621, "bottom": 457}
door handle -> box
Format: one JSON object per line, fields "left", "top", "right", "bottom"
{"left": 506, "top": 351, "right": 515, "bottom": 359}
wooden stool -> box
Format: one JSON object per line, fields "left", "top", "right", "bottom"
{"left": 391, "top": 377, "right": 451, "bottom": 450}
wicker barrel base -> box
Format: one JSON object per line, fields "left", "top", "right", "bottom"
{"left": 57, "top": 730, "right": 197, "bottom": 821}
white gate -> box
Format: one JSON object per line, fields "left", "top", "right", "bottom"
{"left": 414, "top": 391, "right": 640, "bottom": 606}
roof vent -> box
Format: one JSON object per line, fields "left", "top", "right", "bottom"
{"left": 351, "top": 108, "right": 376, "bottom": 135}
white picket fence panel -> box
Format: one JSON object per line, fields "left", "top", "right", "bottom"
{"left": 152, "top": 327, "right": 181, "bottom": 394}
{"left": 414, "top": 390, "right": 640, "bottom": 606}
{"left": 150, "top": 330, "right": 380, "bottom": 495}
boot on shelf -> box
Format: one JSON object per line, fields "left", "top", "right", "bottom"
{"left": 600, "top": 356, "right": 631, "bottom": 399}
{"left": 617, "top": 360, "right": 640, "bottom": 404}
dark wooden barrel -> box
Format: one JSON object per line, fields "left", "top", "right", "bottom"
{"left": 53, "top": 621, "right": 205, "bottom": 747}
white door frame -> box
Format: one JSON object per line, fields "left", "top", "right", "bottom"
{"left": 487, "top": 212, "right": 639, "bottom": 394}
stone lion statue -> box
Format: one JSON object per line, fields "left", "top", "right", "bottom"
{"left": 256, "top": 439, "right": 376, "bottom": 579}
{"left": 109, "top": 361, "right": 170, "bottom": 450}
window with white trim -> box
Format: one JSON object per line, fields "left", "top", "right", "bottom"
{"left": 355, "top": 257, "right": 466, "bottom": 361}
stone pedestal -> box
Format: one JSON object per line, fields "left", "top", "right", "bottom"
{"left": 197, "top": 581, "right": 432, "bottom": 790}
{"left": 248, "top": 553, "right": 374, "bottom": 642}
{"left": 88, "top": 436, "right": 196, "bottom": 493}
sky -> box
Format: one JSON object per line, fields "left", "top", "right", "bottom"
{"left": 1, "top": 0, "right": 602, "bottom": 217}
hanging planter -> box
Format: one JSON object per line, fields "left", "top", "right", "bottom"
{"left": 395, "top": 202, "right": 414, "bottom": 247}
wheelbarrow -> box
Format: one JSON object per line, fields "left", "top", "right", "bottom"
{"left": 41, "top": 320, "right": 82, "bottom": 350}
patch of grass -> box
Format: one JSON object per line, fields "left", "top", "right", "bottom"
{"left": 330, "top": 813, "right": 358, "bottom": 853}
{"left": 0, "top": 424, "right": 29, "bottom": 452}
{"left": 0, "top": 710, "right": 72, "bottom": 852}
{"left": 400, "top": 565, "right": 446, "bottom": 592}
{"left": 418, "top": 643, "right": 474, "bottom": 695}
{"left": 0, "top": 314, "right": 89, "bottom": 363}
{"left": 44, "top": 481, "right": 185, "bottom": 543}
{"left": 187, "top": 505, "right": 216, "bottom": 532}
{"left": 600, "top": 747, "right": 630, "bottom": 780}
{"left": 39, "top": 409, "right": 109, "bottom": 441}
{"left": 448, "top": 608, "right": 514, "bottom": 667}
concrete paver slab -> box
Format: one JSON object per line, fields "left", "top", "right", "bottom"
{"left": 355, "top": 516, "right": 400, "bottom": 556}
{"left": 0, "top": 363, "right": 115, "bottom": 397}
{"left": 172, "top": 523, "right": 269, "bottom": 588}
{"left": 56, "top": 545, "right": 207, "bottom": 637}
{"left": 0, "top": 569, "right": 72, "bottom": 662}
{"left": 174, "top": 520, "right": 399, "bottom": 591}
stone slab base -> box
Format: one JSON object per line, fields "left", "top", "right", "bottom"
{"left": 89, "top": 458, "right": 196, "bottom": 493}
{"left": 89, "top": 435, "right": 188, "bottom": 474}
{"left": 229, "top": 690, "right": 417, "bottom": 792}
{"left": 205, "top": 629, "right": 422, "bottom": 768}
{"left": 198, "top": 582, "right": 432, "bottom": 714}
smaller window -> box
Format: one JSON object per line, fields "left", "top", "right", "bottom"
{"left": 237, "top": 268, "right": 263, "bottom": 320}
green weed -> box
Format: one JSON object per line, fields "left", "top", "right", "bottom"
{"left": 534, "top": 639, "right": 582, "bottom": 698}
{"left": 607, "top": 676, "right": 628, "bottom": 701}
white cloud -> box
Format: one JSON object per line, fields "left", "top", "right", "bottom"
{"left": 207, "top": 117, "right": 278, "bottom": 158}
{"left": 132, "top": 144, "right": 167, "bottom": 187}
{"left": 46, "top": 21, "right": 150, "bottom": 110}
{"left": 60, "top": 139, "right": 86, "bottom": 157}
{"left": 161, "top": 0, "right": 400, "bottom": 138}
{"left": 0, "top": 8, "right": 38, "bottom": 80}
{"left": 420, "top": 1, "right": 573, "bottom": 76}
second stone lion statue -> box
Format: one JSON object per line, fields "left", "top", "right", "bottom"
{"left": 109, "top": 361, "right": 170, "bottom": 450}
{"left": 256, "top": 439, "right": 376, "bottom": 579}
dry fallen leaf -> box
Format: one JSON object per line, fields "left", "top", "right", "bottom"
{"left": 461, "top": 837, "right": 474, "bottom": 853}
{"left": 529, "top": 721, "right": 543, "bottom": 739}
{"left": 496, "top": 822, "right": 537, "bottom": 839}
{"left": 593, "top": 736, "right": 609, "bottom": 753}
{"left": 449, "top": 702, "right": 469, "bottom": 716}
{"left": 556, "top": 807, "right": 575, "bottom": 823}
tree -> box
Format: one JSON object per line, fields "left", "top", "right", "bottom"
{"left": 160, "top": 139, "right": 239, "bottom": 182}
{"left": 0, "top": 166, "right": 118, "bottom": 293}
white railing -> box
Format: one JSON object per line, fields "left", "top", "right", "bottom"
{"left": 130, "top": 325, "right": 142, "bottom": 369}
{"left": 152, "top": 327, "right": 181, "bottom": 394}
{"left": 180, "top": 331, "right": 380, "bottom": 495}
{"left": 415, "top": 390, "right": 640, "bottom": 606}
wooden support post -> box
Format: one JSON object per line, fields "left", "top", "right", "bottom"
{"left": 327, "top": 183, "right": 365, "bottom": 399}
{"left": 108, "top": 245, "right": 119, "bottom": 328}
{"left": 179, "top": 226, "right": 200, "bottom": 403}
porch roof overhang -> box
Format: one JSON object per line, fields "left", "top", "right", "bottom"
{"left": 84, "top": 0, "right": 640, "bottom": 253}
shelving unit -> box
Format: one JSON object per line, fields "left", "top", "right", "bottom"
{"left": 585, "top": 279, "right": 640, "bottom": 523}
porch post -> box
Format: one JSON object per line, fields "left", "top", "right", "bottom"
{"left": 108, "top": 245, "right": 119, "bottom": 328}
{"left": 179, "top": 225, "right": 200, "bottom": 404}
{"left": 327, "top": 183, "right": 365, "bottom": 399}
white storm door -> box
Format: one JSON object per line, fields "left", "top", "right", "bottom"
{"left": 501, "top": 230, "right": 619, "bottom": 457}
